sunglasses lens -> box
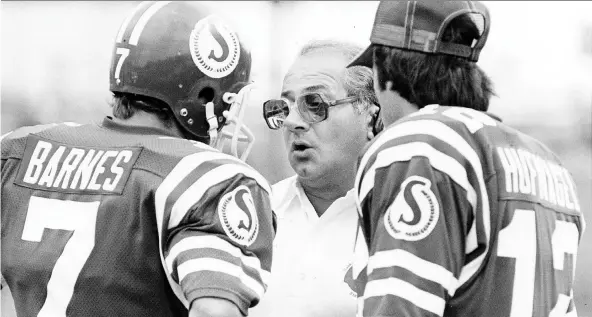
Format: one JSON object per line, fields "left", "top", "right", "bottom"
{"left": 263, "top": 100, "right": 289, "bottom": 129}
{"left": 298, "top": 94, "right": 327, "bottom": 123}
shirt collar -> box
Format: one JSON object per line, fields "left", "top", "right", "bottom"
{"left": 100, "top": 116, "right": 179, "bottom": 138}
{"left": 273, "top": 175, "right": 357, "bottom": 219}
{"left": 272, "top": 175, "right": 300, "bottom": 214}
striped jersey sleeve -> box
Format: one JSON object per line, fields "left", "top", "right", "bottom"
{"left": 154, "top": 149, "right": 275, "bottom": 315}
{"left": 354, "top": 106, "right": 495, "bottom": 317}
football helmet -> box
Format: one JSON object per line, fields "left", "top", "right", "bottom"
{"left": 109, "top": 1, "right": 255, "bottom": 160}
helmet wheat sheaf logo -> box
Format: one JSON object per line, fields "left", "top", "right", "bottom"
{"left": 190, "top": 15, "right": 241, "bottom": 79}
{"left": 218, "top": 185, "right": 259, "bottom": 246}
{"left": 384, "top": 176, "right": 439, "bottom": 241}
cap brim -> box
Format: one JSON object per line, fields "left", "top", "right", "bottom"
{"left": 347, "top": 45, "right": 373, "bottom": 68}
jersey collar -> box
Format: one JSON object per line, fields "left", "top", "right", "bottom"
{"left": 100, "top": 116, "right": 179, "bottom": 138}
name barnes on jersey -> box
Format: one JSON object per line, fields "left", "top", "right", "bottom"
{"left": 14, "top": 135, "right": 141, "bottom": 195}
{"left": 496, "top": 146, "right": 580, "bottom": 212}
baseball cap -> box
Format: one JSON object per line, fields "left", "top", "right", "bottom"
{"left": 348, "top": 1, "right": 490, "bottom": 68}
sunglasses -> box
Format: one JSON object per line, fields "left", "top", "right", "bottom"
{"left": 263, "top": 93, "right": 356, "bottom": 130}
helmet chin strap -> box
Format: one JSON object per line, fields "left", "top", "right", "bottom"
{"left": 205, "top": 101, "right": 219, "bottom": 146}
{"left": 210, "top": 83, "right": 256, "bottom": 161}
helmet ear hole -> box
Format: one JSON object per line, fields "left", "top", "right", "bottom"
{"left": 198, "top": 87, "right": 216, "bottom": 105}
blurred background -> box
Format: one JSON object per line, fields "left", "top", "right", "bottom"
{"left": 2, "top": 1, "right": 591, "bottom": 314}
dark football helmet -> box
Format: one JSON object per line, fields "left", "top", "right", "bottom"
{"left": 109, "top": 1, "right": 255, "bottom": 160}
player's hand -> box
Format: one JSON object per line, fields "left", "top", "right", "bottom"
{"left": 189, "top": 297, "right": 243, "bottom": 317}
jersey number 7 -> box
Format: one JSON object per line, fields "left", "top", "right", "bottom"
{"left": 21, "top": 196, "right": 100, "bottom": 317}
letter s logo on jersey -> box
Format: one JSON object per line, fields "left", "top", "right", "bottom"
{"left": 384, "top": 176, "right": 440, "bottom": 241}
{"left": 218, "top": 185, "right": 259, "bottom": 246}
{"left": 189, "top": 15, "right": 240, "bottom": 79}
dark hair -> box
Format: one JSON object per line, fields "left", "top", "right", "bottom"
{"left": 110, "top": 93, "right": 176, "bottom": 128}
{"left": 373, "top": 14, "right": 495, "bottom": 111}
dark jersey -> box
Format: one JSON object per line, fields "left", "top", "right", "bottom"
{"left": 1, "top": 118, "right": 275, "bottom": 317}
{"left": 353, "top": 105, "right": 585, "bottom": 317}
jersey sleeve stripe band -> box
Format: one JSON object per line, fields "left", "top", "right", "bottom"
{"left": 165, "top": 235, "right": 270, "bottom": 286}
{"left": 177, "top": 258, "right": 265, "bottom": 299}
{"left": 363, "top": 277, "right": 445, "bottom": 316}
{"left": 367, "top": 249, "right": 458, "bottom": 296}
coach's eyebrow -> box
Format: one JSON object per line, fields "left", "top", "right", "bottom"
{"left": 302, "top": 84, "right": 330, "bottom": 94}
{"left": 280, "top": 91, "right": 294, "bottom": 100}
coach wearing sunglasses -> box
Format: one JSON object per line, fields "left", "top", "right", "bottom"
{"left": 252, "top": 39, "right": 381, "bottom": 317}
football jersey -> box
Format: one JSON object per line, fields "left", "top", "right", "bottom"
{"left": 1, "top": 117, "right": 275, "bottom": 317}
{"left": 353, "top": 105, "right": 585, "bottom": 317}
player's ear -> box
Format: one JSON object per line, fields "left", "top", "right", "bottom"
{"left": 366, "top": 104, "right": 381, "bottom": 140}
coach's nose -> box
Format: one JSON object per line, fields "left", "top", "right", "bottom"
{"left": 283, "top": 106, "right": 311, "bottom": 132}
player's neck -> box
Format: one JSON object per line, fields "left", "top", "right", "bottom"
{"left": 379, "top": 87, "right": 420, "bottom": 126}
{"left": 112, "top": 112, "right": 184, "bottom": 138}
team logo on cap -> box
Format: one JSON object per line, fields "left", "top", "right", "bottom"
{"left": 384, "top": 176, "right": 439, "bottom": 241}
{"left": 189, "top": 15, "right": 241, "bottom": 79}
{"left": 218, "top": 185, "right": 259, "bottom": 246}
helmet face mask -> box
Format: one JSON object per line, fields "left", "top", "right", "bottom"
{"left": 109, "top": 2, "right": 254, "bottom": 159}
{"left": 213, "top": 83, "right": 258, "bottom": 161}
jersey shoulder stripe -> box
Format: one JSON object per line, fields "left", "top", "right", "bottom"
{"left": 153, "top": 150, "right": 271, "bottom": 305}
{"left": 356, "top": 118, "right": 487, "bottom": 206}
{"left": 355, "top": 115, "right": 491, "bottom": 288}
{"left": 166, "top": 157, "right": 245, "bottom": 228}
{"left": 167, "top": 158, "right": 271, "bottom": 230}
{"left": 155, "top": 150, "right": 269, "bottom": 238}
{"left": 152, "top": 151, "right": 244, "bottom": 307}
{"left": 358, "top": 141, "right": 478, "bottom": 213}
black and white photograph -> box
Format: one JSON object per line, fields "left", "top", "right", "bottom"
{"left": 1, "top": 1, "right": 591, "bottom": 316}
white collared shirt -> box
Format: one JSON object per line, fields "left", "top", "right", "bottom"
{"left": 250, "top": 175, "right": 359, "bottom": 317}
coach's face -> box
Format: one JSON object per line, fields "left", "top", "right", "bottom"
{"left": 281, "top": 51, "right": 368, "bottom": 185}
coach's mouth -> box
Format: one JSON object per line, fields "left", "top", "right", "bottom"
{"left": 291, "top": 140, "right": 313, "bottom": 152}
